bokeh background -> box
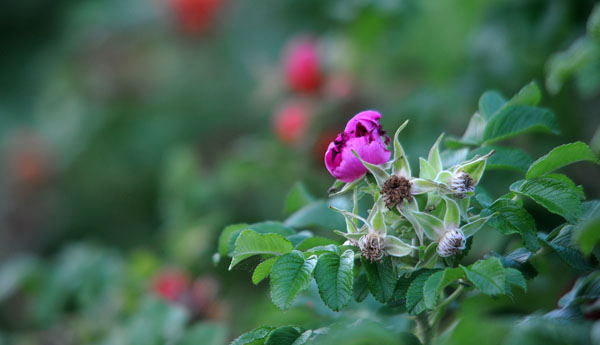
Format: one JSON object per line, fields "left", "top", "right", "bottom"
{"left": 1, "top": 0, "right": 599, "bottom": 344}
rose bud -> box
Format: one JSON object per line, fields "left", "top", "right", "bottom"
{"left": 324, "top": 110, "right": 391, "bottom": 183}
{"left": 273, "top": 100, "right": 311, "bottom": 145}
{"left": 168, "top": 0, "right": 224, "bottom": 34}
{"left": 284, "top": 38, "right": 323, "bottom": 93}
{"left": 152, "top": 269, "right": 190, "bottom": 302}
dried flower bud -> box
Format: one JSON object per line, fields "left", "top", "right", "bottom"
{"left": 381, "top": 175, "right": 412, "bottom": 209}
{"left": 436, "top": 229, "right": 467, "bottom": 257}
{"left": 358, "top": 233, "right": 385, "bottom": 262}
{"left": 450, "top": 171, "right": 475, "bottom": 198}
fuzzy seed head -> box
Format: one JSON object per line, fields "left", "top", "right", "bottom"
{"left": 451, "top": 171, "right": 474, "bottom": 198}
{"left": 381, "top": 175, "right": 412, "bottom": 209}
{"left": 436, "top": 229, "right": 466, "bottom": 257}
{"left": 358, "top": 233, "right": 385, "bottom": 262}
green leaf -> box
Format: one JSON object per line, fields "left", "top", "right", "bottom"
{"left": 388, "top": 273, "right": 417, "bottom": 307}
{"left": 462, "top": 257, "right": 506, "bottom": 295}
{"left": 264, "top": 326, "right": 304, "bottom": 345}
{"left": 285, "top": 200, "right": 346, "bottom": 231}
{"left": 218, "top": 223, "right": 249, "bottom": 257}
{"left": 314, "top": 250, "right": 354, "bottom": 312}
{"left": 406, "top": 269, "right": 439, "bottom": 314}
{"left": 295, "top": 237, "right": 340, "bottom": 251}
{"left": 231, "top": 327, "right": 275, "bottom": 345}
{"left": 479, "top": 90, "right": 506, "bottom": 120}
{"left": 526, "top": 142, "right": 599, "bottom": 179}
{"left": 392, "top": 120, "right": 411, "bottom": 177}
{"left": 504, "top": 268, "right": 527, "bottom": 292}
{"left": 469, "top": 146, "right": 532, "bottom": 173}
{"left": 353, "top": 272, "right": 370, "bottom": 303}
{"left": 446, "top": 113, "right": 487, "bottom": 148}
{"left": 252, "top": 257, "right": 279, "bottom": 285}
{"left": 230, "top": 230, "right": 294, "bottom": 270}
{"left": 544, "top": 225, "right": 595, "bottom": 272}
{"left": 506, "top": 81, "right": 542, "bottom": 107}
{"left": 510, "top": 175, "right": 583, "bottom": 224}
{"left": 492, "top": 248, "right": 538, "bottom": 280}
{"left": 361, "top": 256, "right": 396, "bottom": 303}
{"left": 284, "top": 182, "right": 315, "bottom": 215}
{"left": 423, "top": 268, "right": 465, "bottom": 309}
{"left": 177, "top": 322, "right": 228, "bottom": 345}
{"left": 487, "top": 199, "right": 540, "bottom": 252}
{"left": 575, "top": 214, "right": 600, "bottom": 255}
{"left": 270, "top": 251, "right": 317, "bottom": 310}
{"left": 428, "top": 134, "right": 444, "bottom": 173}
{"left": 483, "top": 105, "right": 559, "bottom": 144}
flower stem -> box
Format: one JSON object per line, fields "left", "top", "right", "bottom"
{"left": 415, "top": 312, "right": 432, "bottom": 345}
{"left": 429, "top": 285, "right": 465, "bottom": 329}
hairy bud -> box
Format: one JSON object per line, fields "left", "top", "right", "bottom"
{"left": 381, "top": 175, "right": 412, "bottom": 209}
{"left": 358, "top": 233, "right": 385, "bottom": 262}
{"left": 436, "top": 229, "right": 466, "bottom": 257}
{"left": 450, "top": 171, "right": 475, "bottom": 198}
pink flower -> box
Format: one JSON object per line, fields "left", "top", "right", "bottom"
{"left": 284, "top": 38, "right": 323, "bottom": 93}
{"left": 324, "top": 111, "right": 391, "bottom": 182}
{"left": 273, "top": 100, "right": 311, "bottom": 144}
{"left": 152, "top": 269, "right": 190, "bottom": 302}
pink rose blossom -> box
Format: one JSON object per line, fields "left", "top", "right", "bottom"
{"left": 324, "top": 111, "right": 391, "bottom": 182}
{"left": 284, "top": 38, "right": 323, "bottom": 93}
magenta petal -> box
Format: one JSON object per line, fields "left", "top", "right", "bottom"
{"left": 344, "top": 110, "right": 382, "bottom": 135}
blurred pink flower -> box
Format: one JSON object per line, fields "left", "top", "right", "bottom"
{"left": 152, "top": 269, "right": 189, "bottom": 302}
{"left": 273, "top": 100, "right": 311, "bottom": 144}
{"left": 324, "top": 111, "right": 391, "bottom": 183}
{"left": 169, "top": 0, "right": 224, "bottom": 34}
{"left": 284, "top": 38, "right": 323, "bottom": 93}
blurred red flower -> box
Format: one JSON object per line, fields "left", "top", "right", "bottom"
{"left": 169, "top": 0, "right": 224, "bottom": 34}
{"left": 284, "top": 38, "right": 323, "bottom": 93}
{"left": 152, "top": 269, "right": 190, "bottom": 302}
{"left": 273, "top": 100, "right": 311, "bottom": 145}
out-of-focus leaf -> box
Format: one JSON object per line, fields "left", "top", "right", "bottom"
{"left": 353, "top": 272, "right": 369, "bottom": 303}
{"left": 423, "top": 268, "right": 464, "bottom": 309}
{"left": 478, "top": 90, "right": 506, "bottom": 120}
{"left": 284, "top": 182, "right": 315, "bottom": 215}
{"left": 264, "top": 326, "right": 304, "bottom": 345}
{"left": 574, "top": 201, "right": 600, "bottom": 254}
{"left": 0, "top": 256, "right": 38, "bottom": 302}
{"left": 469, "top": 146, "right": 532, "bottom": 173}
{"left": 176, "top": 322, "right": 228, "bottom": 345}
{"left": 295, "top": 237, "right": 340, "bottom": 251}
{"left": 543, "top": 225, "right": 595, "bottom": 272}
{"left": 284, "top": 200, "right": 347, "bottom": 231}
{"left": 406, "top": 269, "right": 438, "bottom": 314}
{"left": 492, "top": 248, "right": 537, "bottom": 280}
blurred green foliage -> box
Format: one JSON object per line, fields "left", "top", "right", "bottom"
{"left": 0, "top": 0, "right": 599, "bottom": 343}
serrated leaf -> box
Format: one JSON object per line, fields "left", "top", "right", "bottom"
{"left": 353, "top": 272, "right": 369, "bottom": 302}
{"left": 526, "top": 142, "right": 599, "bottom": 179}
{"left": 462, "top": 257, "right": 505, "bottom": 295}
{"left": 291, "top": 330, "right": 314, "bottom": 345}
{"left": 487, "top": 199, "right": 540, "bottom": 252}
{"left": 361, "top": 256, "right": 396, "bottom": 303}
{"left": 270, "top": 251, "right": 317, "bottom": 310}
{"left": 229, "top": 230, "right": 294, "bottom": 270}
{"left": 406, "top": 270, "right": 439, "bottom": 314}
{"left": 446, "top": 113, "right": 487, "bottom": 148}
{"left": 423, "top": 268, "right": 465, "bottom": 309}
{"left": 479, "top": 90, "right": 506, "bottom": 120}
{"left": 286, "top": 231, "right": 314, "bottom": 248}
{"left": 510, "top": 175, "right": 583, "bottom": 224}
{"left": 314, "top": 250, "right": 354, "bottom": 311}
{"left": 388, "top": 273, "right": 416, "bottom": 307}
{"left": 469, "top": 146, "right": 533, "bottom": 173}
{"left": 252, "top": 257, "right": 279, "bottom": 285}
{"left": 544, "top": 225, "right": 595, "bottom": 272}
{"left": 231, "top": 326, "right": 275, "bottom": 345}
{"left": 265, "top": 326, "right": 304, "bottom": 345}
{"left": 492, "top": 248, "right": 538, "bottom": 280}
{"left": 483, "top": 105, "right": 559, "bottom": 144}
